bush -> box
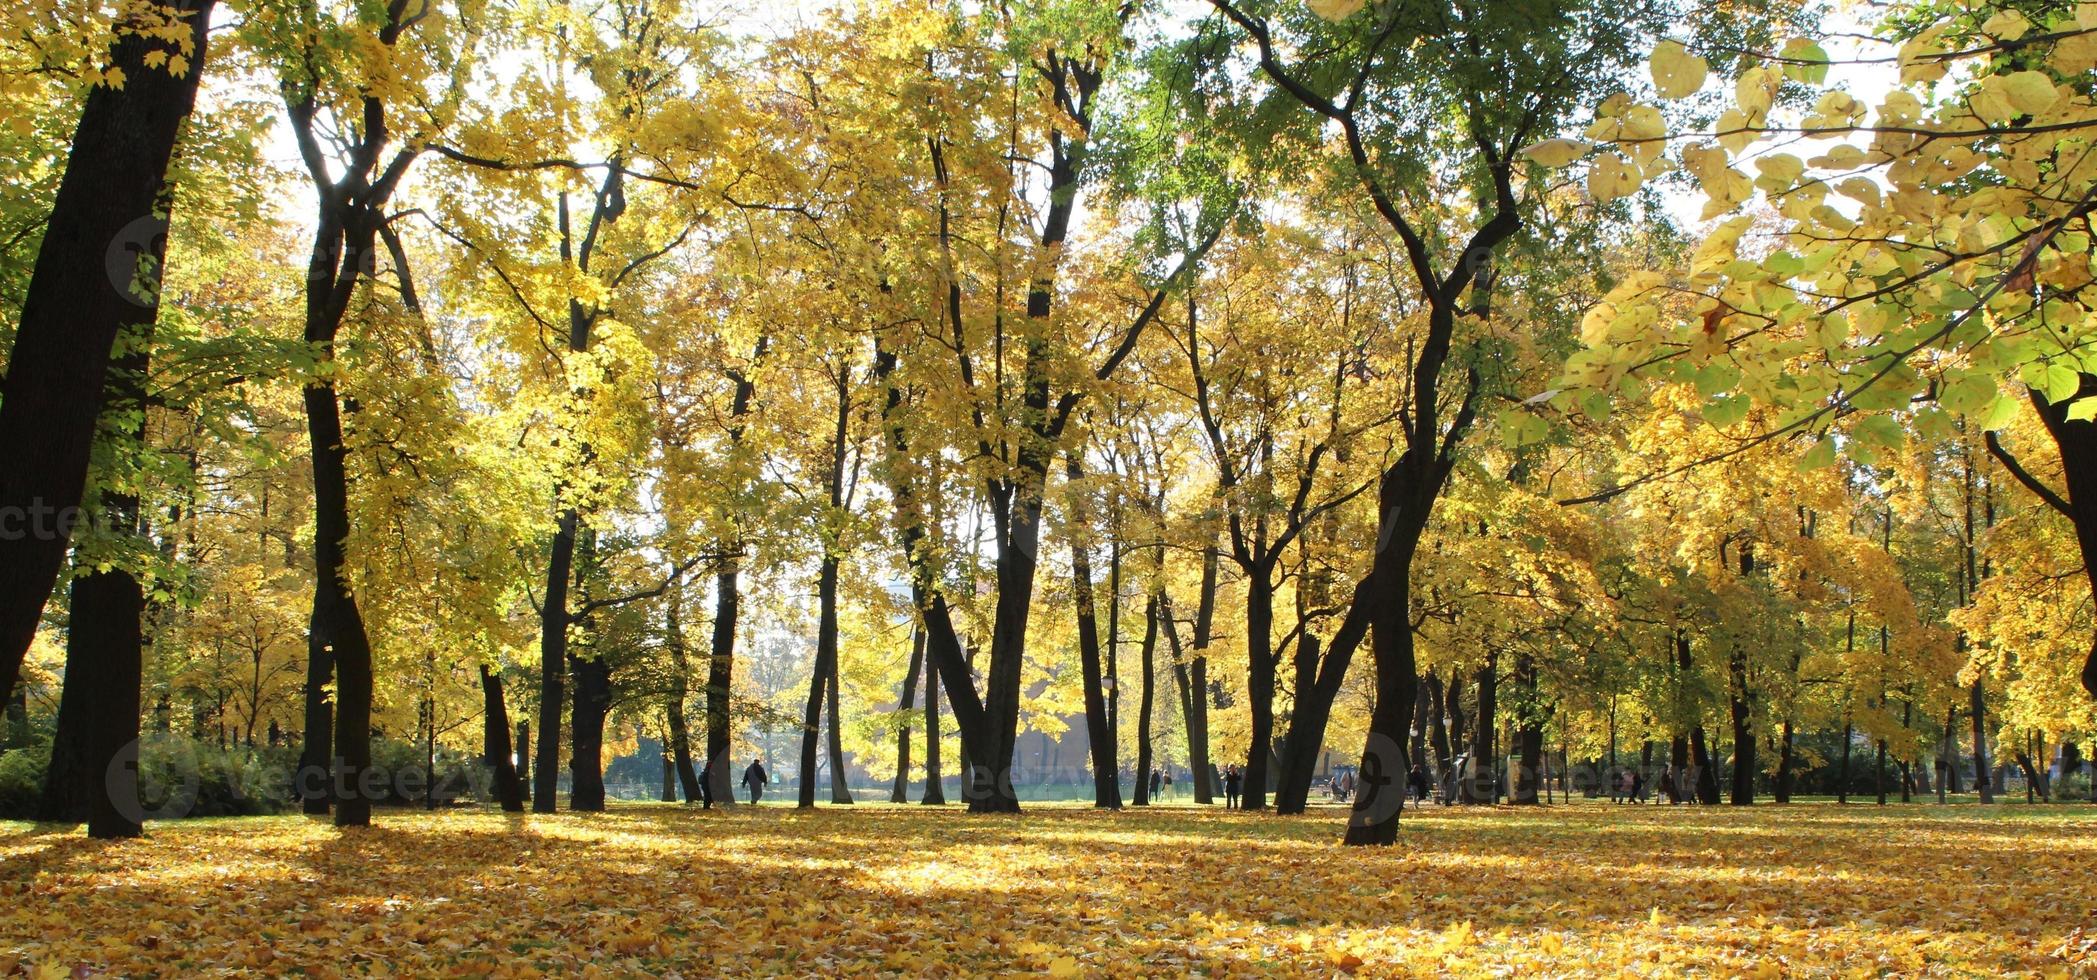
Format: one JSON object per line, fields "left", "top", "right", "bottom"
{"left": 134, "top": 736, "right": 294, "bottom": 818}
{"left": 0, "top": 740, "right": 51, "bottom": 819}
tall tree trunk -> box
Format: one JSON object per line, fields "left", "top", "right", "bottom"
{"left": 1729, "top": 650, "right": 1754, "bottom": 805}
{"left": 1774, "top": 719, "right": 1795, "bottom": 803}
{"left": 1512, "top": 653, "right": 1542, "bottom": 805}
{"left": 1462, "top": 654, "right": 1498, "bottom": 805}
{"left": 532, "top": 510, "right": 577, "bottom": 813}
{"left": 515, "top": 721, "right": 529, "bottom": 793}
{"left": 1887, "top": 738, "right": 1904, "bottom": 805}
{"left": 1941, "top": 704, "right": 1961, "bottom": 796}
{"left": 1839, "top": 718, "right": 1853, "bottom": 804}
{"left": 1970, "top": 680, "right": 1993, "bottom": 803}
{"left": 313, "top": 383, "right": 377, "bottom": 828}
{"left": 0, "top": 0, "right": 216, "bottom": 712}
{"left": 1273, "top": 578, "right": 1373, "bottom": 814}
{"left": 1162, "top": 547, "right": 1220, "bottom": 804}
{"left": 664, "top": 602, "right": 701, "bottom": 804}
{"left": 826, "top": 643, "right": 851, "bottom": 804}
{"left": 799, "top": 558, "right": 839, "bottom": 810}
{"left": 41, "top": 560, "right": 147, "bottom": 837}
{"left": 568, "top": 655, "right": 610, "bottom": 811}
{"left": 1241, "top": 568, "right": 1276, "bottom": 811}
{"left": 892, "top": 627, "right": 922, "bottom": 803}
{"left": 705, "top": 562, "right": 740, "bottom": 807}
{"left": 480, "top": 666, "right": 524, "bottom": 812}
{"left": 1427, "top": 670, "right": 1450, "bottom": 777}
{"left": 1066, "top": 456, "right": 1121, "bottom": 809}
{"left": 1131, "top": 592, "right": 1159, "bottom": 806}
{"left": 660, "top": 730, "right": 676, "bottom": 802}
{"left": 921, "top": 639, "right": 945, "bottom": 805}
{"left": 299, "top": 617, "right": 333, "bottom": 815}
{"left": 41, "top": 317, "right": 156, "bottom": 834}
{"left": 1690, "top": 725, "right": 1719, "bottom": 804}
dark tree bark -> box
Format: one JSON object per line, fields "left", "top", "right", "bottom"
{"left": 1161, "top": 547, "right": 1220, "bottom": 804}
{"left": 1065, "top": 455, "right": 1121, "bottom": 809}
{"left": 660, "top": 732, "right": 676, "bottom": 802}
{"left": 1427, "top": 671, "right": 1451, "bottom": 778}
{"left": 1839, "top": 718, "right": 1854, "bottom": 804}
{"left": 2009, "top": 377, "right": 2097, "bottom": 701}
{"left": 892, "top": 627, "right": 922, "bottom": 803}
{"left": 41, "top": 560, "right": 147, "bottom": 838}
{"left": 0, "top": 0, "right": 216, "bottom": 714}
{"left": 705, "top": 340, "right": 763, "bottom": 808}
{"left": 41, "top": 310, "right": 158, "bottom": 834}
{"left": 1729, "top": 649, "right": 1754, "bottom": 805}
{"left": 1970, "top": 681, "right": 1993, "bottom": 802}
{"left": 299, "top": 617, "right": 333, "bottom": 815}
{"left": 1275, "top": 579, "right": 1373, "bottom": 814}
{"left": 515, "top": 721, "right": 529, "bottom": 792}
{"left": 1774, "top": 719, "right": 1795, "bottom": 803}
{"left": 532, "top": 508, "right": 578, "bottom": 813}
{"left": 1690, "top": 725, "right": 1719, "bottom": 805}
{"left": 664, "top": 601, "right": 702, "bottom": 804}
{"left": 568, "top": 655, "right": 611, "bottom": 811}
{"left": 921, "top": 636, "right": 945, "bottom": 805}
{"left": 799, "top": 555, "right": 843, "bottom": 809}
{"left": 1131, "top": 592, "right": 1159, "bottom": 806}
{"left": 1512, "top": 654, "right": 1542, "bottom": 805}
{"left": 480, "top": 666, "right": 524, "bottom": 812}
{"left": 1461, "top": 654, "right": 1499, "bottom": 805}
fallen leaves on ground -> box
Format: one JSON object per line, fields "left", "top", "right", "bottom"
{"left": 1, "top": 802, "right": 2092, "bottom": 977}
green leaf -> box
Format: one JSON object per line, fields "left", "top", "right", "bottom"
{"left": 1693, "top": 361, "right": 1741, "bottom": 398}
{"left": 2043, "top": 363, "right": 2085, "bottom": 406}
{"left": 2069, "top": 397, "right": 2097, "bottom": 423}
{"left": 1797, "top": 437, "right": 1838, "bottom": 471}
{"left": 1980, "top": 395, "right": 2021, "bottom": 431}
{"left": 1704, "top": 395, "right": 1750, "bottom": 429}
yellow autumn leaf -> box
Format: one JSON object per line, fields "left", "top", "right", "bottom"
{"left": 1305, "top": 0, "right": 1366, "bottom": 23}
{"left": 1521, "top": 138, "right": 1590, "bottom": 168}
{"left": 1649, "top": 39, "right": 1707, "bottom": 100}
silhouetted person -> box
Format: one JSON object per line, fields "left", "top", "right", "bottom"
{"left": 1150, "top": 768, "right": 1163, "bottom": 797}
{"left": 1407, "top": 764, "right": 1429, "bottom": 803}
{"left": 1224, "top": 766, "right": 1242, "bottom": 809}
{"left": 742, "top": 758, "right": 768, "bottom": 805}
{"left": 699, "top": 759, "right": 714, "bottom": 809}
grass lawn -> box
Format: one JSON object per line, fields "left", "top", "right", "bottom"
{"left": 3, "top": 801, "right": 2093, "bottom": 976}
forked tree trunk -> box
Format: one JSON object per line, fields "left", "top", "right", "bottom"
{"left": 480, "top": 666, "right": 524, "bottom": 812}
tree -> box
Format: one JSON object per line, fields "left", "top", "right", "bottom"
{"left": 0, "top": 0, "right": 216, "bottom": 740}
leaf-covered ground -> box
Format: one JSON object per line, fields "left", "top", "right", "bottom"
{"left": 3, "top": 802, "right": 2093, "bottom": 977}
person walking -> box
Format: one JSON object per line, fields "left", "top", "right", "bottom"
{"left": 1150, "top": 768, "right": 1164, "bottom": 799}
{"left": 699, "top": 759, "right": 714, "bottom": 809}
{"left": 742, "top": 757, "right": 768, "bottom": 805}
{"left": 1407, "top": 764, "right": 1429, "bottom": 803}
{"left": 1224, "top": 766, "right": 1242, "bottom": 809}
{"left": 1630, "top": 768, "right": 1645, "bottom": 805}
